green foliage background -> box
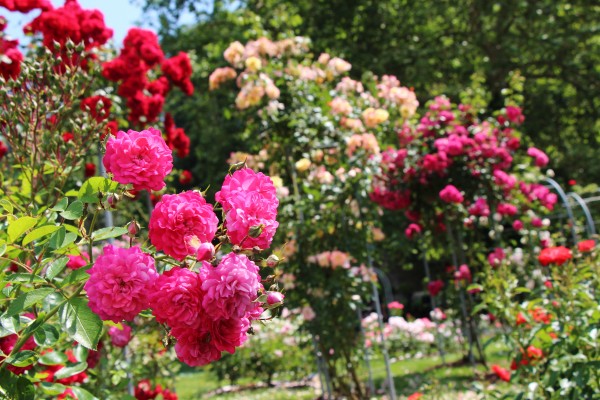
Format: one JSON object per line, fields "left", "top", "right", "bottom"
{"left": 141, "top": 0, "right": 599, "bottom": 191}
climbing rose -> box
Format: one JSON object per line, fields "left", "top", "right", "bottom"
{"left": 439, "top": 184, "right": 464, "bottom": 204}
{"left": 108, "top": 324, "right": 132, "bottom": 347}
{"left": 85, "top": 245, "right": 157, "bottom": 322}
{"left": 209, "top": 316, "right": 250, "bottom": 354}
{"left": 266, "top": 292, "right": 284, "bottom": 305}
{"left": 148, "top": 191, "right": 218, "bottom": 261}
{"left": 103, "top": 128, "right": 173, "bottom": 191}
{"left": 201, "top": 253, "right": 261, "bottom": 320}
{"left": 527, "top": 147, "right": 549, "bottom": 168}
{"left": 66, "top": 252, "right": 89, "bottom": 270}
{"left": 538, "top": 246, "right": 572, "bottom": 266}
{"left": 149, "top": 267, "right": 203, "bottom": 328}
{"left": 491, "top": 365, "right": 511, "bottom": 382}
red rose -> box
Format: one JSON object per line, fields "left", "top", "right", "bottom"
{"left": 491, "top": 364, "right": 511, "bottom": 382}
{"left": 538, "top": 246, "right": 572, "bottom": 266}
{"left": 577, "top": 239, "right": 595, "bottom": 253}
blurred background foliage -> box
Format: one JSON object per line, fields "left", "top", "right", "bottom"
{"left": 138, "top": 0, "right": 599, "bottom": 193}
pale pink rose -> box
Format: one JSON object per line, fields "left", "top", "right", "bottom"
{"left": 103, "top": 128, "right": 173, "bottom": 191}
{"left": 108, "top": 324, "right": 132, "bottom": 348}
{"left": 327, "top": 57, "right": 351, "bottom": 74}
{"left": 223, "top": 41, "right": 245, "bottom": 66}
{"left": 301, "top": 305, "right": 316, "bottom": 321}
{"left": 329, "top": 97, "right": 353, "bottom": 115}
{"left": 85, "top": 245, "right": 157, "bottom": 322}
{"left": 201, "top": 253, "right": 261, "bottom": 320}
{"left": 149, "top": 191, "right": 218, "bottom": 261}
{"left": 149, "top": 267, "right": 203, "bottom": 328}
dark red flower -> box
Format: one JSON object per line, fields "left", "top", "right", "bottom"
{"left": 80, "top": 95, "right": 111, "bottom": 122}
{"left": 179, "top": 170, "right": 192, "bottom": 185}
{"left": 427, "top": 280, "right": 444, "bottom": 297}
{"left": 84, "top": 162, "right": 96, "bottom": 177}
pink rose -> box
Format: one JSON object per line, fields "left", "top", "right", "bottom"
{"left": 527, "top": 147, "right": 549, "bottom": 168}
{"left": 149, "top": 267, "right": 203, "bottom": 328}
{"left": 103, "top": 128, "right": 173, "bottom": 191}
{"left": 85, "top": 245, "right": 157, "bottom": 322}
{"left": 66, "top": 252, "right": 90, "bottom": 270}
{"left": 216, "top": 168, "right": 279, "bottom": 250}
{"left": 487, "top": 248, "right": 505, "bottom": 268}
{"left": 109, "top": 324, "right": 132, "bottom": 347}
{"left": 266, "top": 292, "right": 284, "bottom": 305}
{"left": 209, "top": 317, "right": 250, "bottom": 354}
{"left": 201, "top": 253, "right": 262, "bottom": 320}
{"left": 172, "top": 321, "right": 221, "bottom": 366}
{"left": 149, "top": 191, "right": 218, "bottom": 261}
{"left": 439, "top": 185, "right": 464, "bottom": 204}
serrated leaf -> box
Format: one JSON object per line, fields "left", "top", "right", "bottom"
{"left": 5, "top": 274, "right": 45, "bottom": 283}
{"left": 39, "top": 351, "right": 68, "bottom": 365}
{"left": 53, "top": 362, "right": 87, "bottom": 379}
{"left": 90, "top": 226, "right": 128, "bottom": 242}
{"left": 78, "top": 177, "right": 119, "bottom": 204}
{"left": 6, "top": 350, "right": 38, "bottom": 367}
{"left": 59, "top": 297, "right": 102, "bottom": 350}
{"left": 46, "top": 257, "right": 69, "bottom": 280}
{"left": 50, "top": 198, "right": 69, "bottom": 212}
{"left": 60, "top": 200, "right": 84, "bottom": 220}
{"left": 61, "top": 265, "right": 91, "bottom": 287}
{"left": 49, "top": 227, "right": 66, "bottom": 250}
{"left": 8, "top": 216, "right": 38, "bottom": 243}
{"left": 0, "top": 369, "right": 35, "bottom": 400}
{"left": 33, "top": 324, "right": 60, "bottom": 347}
{"left": 22, "top": 225, "right": 61, "bottom": 245}
{"left": 6, "top": 288, "right": 56, "bottom": 316}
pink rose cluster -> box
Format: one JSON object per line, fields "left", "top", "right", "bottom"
{"left": 370, "top": 96, "right": 554, "bottom": 238}
{"left": 103, "top": 127, "right": 173, "bottom": 191}
{"left": 216, "top": 168, "right": 279, "bottom": 250}
{"left": 151, "top": 253, "right": 264, "bottom": 366}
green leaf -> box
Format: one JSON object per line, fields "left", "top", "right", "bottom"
{"left": 50, "top": 198, "right": 69, "bottom": 212}
{"left": 60, "top": 200, "right": 84, "bottom": 220}
{"left": 22, "top": 225, "right": 61, "bottom": 245}
{"left": 53, "top": 362, "right": 87, "bottom": 379}
{"left": 5, "top": 274, "right": 45, "bottom": 283}
{"left": 90, "top": 226, "right": 128, "bottom": 242}
{"left": 0, "top": 369, "right": 35, "bottom": 400}
{"left": 39, "top": 382, "right": 67, "bottom": 396}
{"left": 49, "top": 227, "right": 66, "bottom": 250}
{"left": 6, "top": 288, "right": 56, "bottom": 316}
{"left": 5, "top": 350, "right": 38, "bottom": 367}
{"left": 0, "top": 199, "right": 14, "bottom": 214}
{"left": 8, "top": 216, "right": 38, "bottom": 243}
{"left": 39, "top": 351, "right": 68, "bottom": 366}
{"left": 59, "top": 297, "right": 102, "bottom": 350}
{"left": 70, "top": 386, "right": 99, "bottom": 400}
{"left": 33, "top": 324, "right": 60, "bottom": 347}
{"left": 46, "top": 257, "right": 69, "bottom": 280}
{"left": 78, "top": 177, "right": 119, "bottom": 204}
{"left": 61, "top": 266, "right": 91, "bottom": 287}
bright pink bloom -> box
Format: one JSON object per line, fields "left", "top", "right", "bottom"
{"left": 149, "top": 191, "right": 218, "bottom": 261}
{"left": 108, "top": 324, "right": 132, "bottom": 347}
{"left": 172, "top": 319, "right": 222, "bottom": 366}
{"left": 201, "top": 253, "right": 262, "bottom": 320}
{"left": 85, "top": 245, "right": 157, "bottom": 322}
{"left": 468, "top": 198, "right": 490, "bottom": 217}
{"left": 439, "top": 184, "right": 464, "bottom": 204}
{"left": 487, "top": 248, "right": 505, "bottom": 268}
{"left": 266, "top": 292, "right": 284, "bottom": 305}
{"left": 66, "top": 252, "right": 89, "bottom": 269}
{"left": 209, "top": 316, "right": 250, "bottom": 354}
{"left": 512, "top": 220, "right": 524, "bottom": 231}
{"left": 405, "top": 223, "right": 422, "bottom": 239}
{"left": 149, "top": 267, "right": 203, "bottom": 328}
{"left": 497, "top": 203, "right": 518, "bottom": 216}
{"left": 103, "top": 128, "right": 173, "bottom": 191}
{"left": 216, "top": 168, "right": 279, "bottom": 250}
{"left": 455, "top": 264, "right": 472, "bottom": 282}
{"left": 527, "top": 147, "right": 549, "bottom": 168}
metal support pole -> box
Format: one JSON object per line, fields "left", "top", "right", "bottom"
{"left": 357, "top": 308, "right": 375, "bottom": 396}
{"left": 568, "top": 192, "right": 597, "bottom": 238}
{"left": 545, "top": 178, "right": 578, "bottom": 245}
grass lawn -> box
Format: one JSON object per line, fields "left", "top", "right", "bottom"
{"left": 175, "top": 345, "right": 511, "bottom": 399}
